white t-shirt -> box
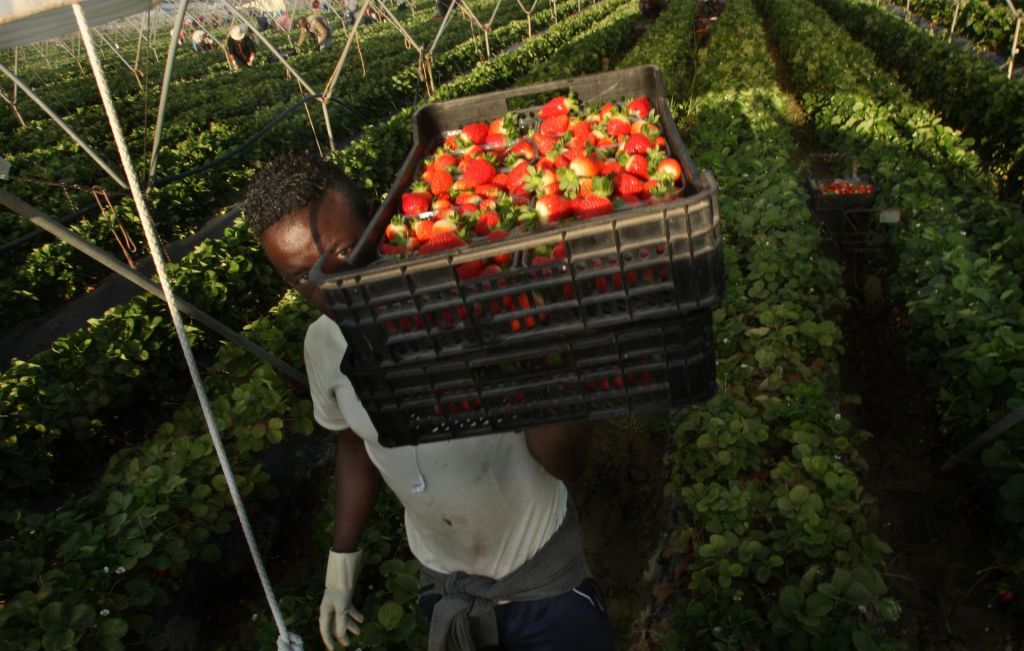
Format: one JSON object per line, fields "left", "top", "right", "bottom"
{"left": 304, "top": 315, "right": 567, "bottom": 579}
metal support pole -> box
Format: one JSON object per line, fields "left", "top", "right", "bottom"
{"left": 0, "top": 62, "right": 128, "bottom": 189}
{"left": 133, "top": 14, "right": 146, "bottom": 71}
{"left": 70, "top": 6, "right": 303, "bottom": 645}
{"left": 948, "top": 0, "right": 963, "bottom": 43}
{"left": 429, "top": 0, "right": 461, "bottom": 55}
{"left": 0, "top": 88, "right": 26, "bottom": 127}
{"left": 148, "top": 0, "right": 190, "bottom": 186}
{"left": 1010, "top": 14, "right": 1022, "bottom": 79}
{"left": 96, "top": 29, "right": 144, "bottom": 90}
{"left": 0, "top": 189, "right": 307, "bottom": 387}
{"left": 322, "top": 0, "right": 371, "bottom": 102}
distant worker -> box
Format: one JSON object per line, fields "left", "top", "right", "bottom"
{"left": 297, "top": 15, "right": 333, "bottom": 51}
{"left": 191, "top": 29, "right": 214, "bottom": 53}
{"left": 226, "top": 25, "right": 256, "bottom": 70}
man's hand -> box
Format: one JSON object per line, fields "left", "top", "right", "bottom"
{"left": 319, "top": 549, "right": 364, "bottom": 649}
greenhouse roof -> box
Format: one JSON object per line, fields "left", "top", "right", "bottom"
{"left": 0, "top": 0, "right": 158, "bottom": 49}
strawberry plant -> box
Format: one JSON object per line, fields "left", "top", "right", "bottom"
{"left": 761, "top": 0, "right": 1024, "bottom": 621}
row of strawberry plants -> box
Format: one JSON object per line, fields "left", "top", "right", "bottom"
{"left": 0, "top": 218, "right": 287, "bottom": 501}
{"left": 759, "top": 0, "right": 1024, "bottom": 610}
{"left": 901, "top": 0, "right": 1021, "bottom": 57}
{"left": 0, "top": 0, "right": 590, "bottom": 500}
{"left": 0, "top": 2, "right": 637, "bottom": 647}
{"left": 813, "top": 0, "right": 1024, "bottom": 204}
{"left": 617, "top": 0, "right": 698, "bottom": 100}
{"left": 0, "top": 0, "right": 570, "bottom": 331}
{"left": 645, "top": 0, "right": 901, "bottom": 647}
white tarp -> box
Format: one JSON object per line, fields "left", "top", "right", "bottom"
{"left": 0, "top": 0, "right": 158, "bottom": 49}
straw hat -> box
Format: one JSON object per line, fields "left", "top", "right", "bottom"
{"left": 230, "top": 25, "right": 248, "bottom": 40}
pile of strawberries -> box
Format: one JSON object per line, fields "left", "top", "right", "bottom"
{"left": 817, "top": 179, "right": 875, "bottom": 196}
{"left": 380, "top": 93, "right": 687, "bottom": 264}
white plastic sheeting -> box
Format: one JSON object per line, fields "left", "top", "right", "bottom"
{"left": 0, "top": 0, "right": 158, "bottom": 49}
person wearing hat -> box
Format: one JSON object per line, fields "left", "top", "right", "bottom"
{"left": 191, "top": 28, "right": 214, "bottom": 53}
{"left": 226, "top": 24, "right": 256, "bottom": 69}
{"left": 297, "top": 14, "right": 333, "bottom": 51}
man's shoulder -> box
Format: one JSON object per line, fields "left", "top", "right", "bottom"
{"left": 304, "top": 313, "right": 345, "bottom": 350}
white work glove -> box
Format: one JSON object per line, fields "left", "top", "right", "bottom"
{"left": 319, "top": 549, "right": 364, "bottom": 650}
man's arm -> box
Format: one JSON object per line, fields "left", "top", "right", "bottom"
{"left": 331, "top": 427, "right": 382, "bottom": 552}
{"left": 525, "top": 421, "right": 593, "bottom": 481}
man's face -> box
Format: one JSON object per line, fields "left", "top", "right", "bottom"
{"left": 260, "top": 188, "right": 366, "bottom": 315}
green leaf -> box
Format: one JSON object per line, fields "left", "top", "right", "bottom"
{"left": 68, "top": 604, "right": 96, "bottom": 631}
{"left": 97, "top": 617, "right": 129, "bottom": 642}
{"left": 377, "top": 601, "right": 404, "bottom": 631}
{"left": 41, "top": 630, "right": 74, "bottom": 651}
{"left": 789, "top": 484, "right": 810, "bottom": 504}
{"left": 39, "top": 602, "right": 66, "bottom": 633}
{"left": 852, "top": 630, "right": 880, "bottom": 651}
{"left": 804, "top": 592, "right": 834, "bottom": 618}
{"left": 779, "top": 586, "right": 802, "bottom": 616}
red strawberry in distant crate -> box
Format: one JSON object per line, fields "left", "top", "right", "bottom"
{"left": 535, "top": 195, "right": 572, "bottom": 225}
{"left": 626, "top": 96, "right": 651, "bottom": 118}
{"left": 459, "top": 122, "right": 490, "bottom": 146}
{"left": 402, "top": 183, "right": 432, "bottom": 215}
{"left": 537, "top": 95, "right": 576, "bottom": 119}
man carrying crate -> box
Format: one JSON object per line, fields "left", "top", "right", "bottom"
{"left": 243, "top": 151, "right": 614, "bottom": 651}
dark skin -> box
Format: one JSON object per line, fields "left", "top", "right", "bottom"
{"left": 260, "top": 188, "right": 591, "bottom": 553}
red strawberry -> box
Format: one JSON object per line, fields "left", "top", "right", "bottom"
{"left": 474, "top": 210, "right": 501, "bottom": 236}
{"left": 623, "top": 154, "right": 649, "bottom": 179}
{"left": 431, "top": 218, "right": 458, "bottom": 235}
{"left": 433, "top": 153, "right": 457, "bottom": 171}
{"left": 535, "top": 195, "right": 572, "bottom": 225}
{"left": 460, "top": 122, "right": 490, "bottom": 145}
{"left": 569, "top": 156, "right": 600, "bottom": 178}
{"left": 537, "top": 95, "right": 576, "bottom": 119}
{"left": 572, "top": 195, "right": 614, "bottom": 219}
{"left": 570, "top": 120, "right": 592, "bottom": 139}
{"left": 598, "top": 102, "right": 617, "bottom": 119}
{"left": 552, "top": 241, "right": 568, "bottom": 260}
{"left": 454, "top": 192, "right": 482, "bottom": 206}
{"left": 419, "top": 231, "right": 466, "bottom": 254}
{"left": 487, "top": 229, "right": 509, "bottom": 242}
{"left": 507, "top": 139, "right": 537, "bottom": 162}
{"left": 655, "top": 157, "right": 683, "bottom": 183}
{"left": 505, "top": 161, "right": 531, "bottom": 193}
{"left": 533, "top": 133, "right": 560, "bottom": 156}
{"left": 380, "top": 242, "right": 407, "bottom": 256}
{"left": 429, "top": 169, "right": 453, "bottom": 195}
{"left": 539, "top": 114, "right": 569, "bottom": 136}
{"left": 461, "top": 158, "right": 496, "bottom": 188}
{"left": 484, "top": 132, "right": 508, "bottom": 149}
{"left": 402, "top": 190, "right": 432, "bottom": 216}
{"left": 606, "top": 117, "right": 632, "bottom": 138}
{"left": 601, "top": 158, "right": 623, "bottom": 176}
{"left": 614, "top": 172, "right": 647, "bottom": 196}
{"left": 623, "top": 133, "right": 653, "bottom": 155}
{"left": 412, "top": 218, "right": 433, "bottom": 240}
{"left": 626, "top": 96, "right": 651, "bottom": 118}
{"left": 385, "top": 216, "right": 409, "bottom": 240}
{"left": 456, "top": 258, "right": 485, "bottom": 279}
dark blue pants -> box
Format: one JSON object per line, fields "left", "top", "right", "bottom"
{"left": 420, "top": 578, "right": 615, "bottom": 651}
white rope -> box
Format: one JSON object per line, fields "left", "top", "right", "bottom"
{"left": 70, "top": 4, "right": 302, "bottom": 650}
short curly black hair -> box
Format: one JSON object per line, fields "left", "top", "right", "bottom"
{"left": 242, "top": 150, "right": 367, "bottom": 238}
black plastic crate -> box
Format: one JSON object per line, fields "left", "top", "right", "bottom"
{"left": 342, "top": 311, "right": 717, "bottom": 447}
{"left": 312, "top": 65, "right": 725, "bottom": 368}
{"left": 807, "top": 175, "right": 876, "bottom": 213}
